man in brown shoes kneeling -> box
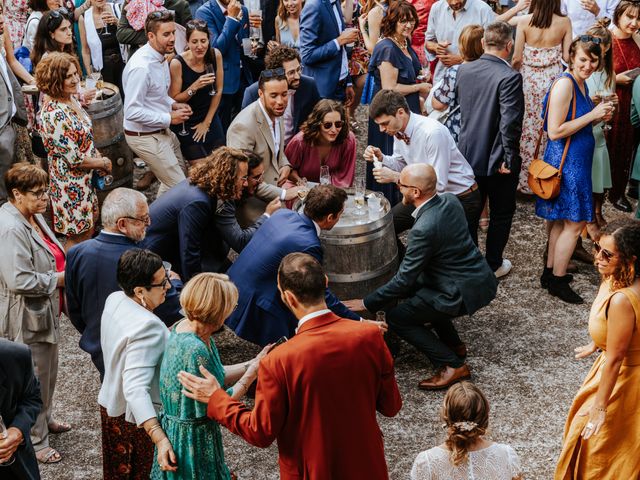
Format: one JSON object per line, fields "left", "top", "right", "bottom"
{"left": 344, "top": 164, "right": 497, "bottom": 390}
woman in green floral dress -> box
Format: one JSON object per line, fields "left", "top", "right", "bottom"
{"left": 151, "top": 273, "right": 271, "bottom": 479}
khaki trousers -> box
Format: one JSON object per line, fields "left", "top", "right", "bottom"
{"left": 125, "top": 129, "right": 186, "bottom": 196}
{"left": 28, "top": 342, "right": 58, "bottom": 451}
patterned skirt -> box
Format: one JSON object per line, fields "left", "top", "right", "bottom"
{"left": 100, "top": 406, "right": 154, "bottom": 480}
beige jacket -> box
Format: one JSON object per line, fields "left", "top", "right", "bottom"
{"left": 0, "top": 202, "right": 63, "bottom": 344}
{"left": 227, "top": 100, "right": 291, "bottom": 186}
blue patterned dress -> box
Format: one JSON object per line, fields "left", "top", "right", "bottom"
{"left": 150, "top": 324, "right": 232, "bottom": 480}
{"left": 536, "top": 73, "right": 595, "bottom": 222}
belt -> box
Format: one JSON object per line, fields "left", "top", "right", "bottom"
{"left": 457, "top": 183, "right": 478, "bottom": 198}
{"left": 124, "top": 129, "right": 164, "bottom": 137}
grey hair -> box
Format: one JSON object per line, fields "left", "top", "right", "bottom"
{"left": 483, "top": 21, "right": 512, "bottom": 50}
{"left": 101, "top": 188, "right": 148, "bottom": 228}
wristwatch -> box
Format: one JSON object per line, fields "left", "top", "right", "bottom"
{"left": 187, "top": 88, "right": 195, "bottom": 97}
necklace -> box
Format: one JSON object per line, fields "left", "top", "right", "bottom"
{"left": 390, "top": 35, "right": 408, "bottom": 51}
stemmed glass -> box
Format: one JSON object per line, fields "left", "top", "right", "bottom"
{"left": 596, "top": 90, "right": 615, "bottom": 131}
{"left": 205, "top": 64, "right": 216, "bottom": 96}
{"left": 296, "top": 177, "right": 309, "bottom": 200}
{"left": 354, "top": 176, "right": 366, "bottom": 215}
{"left": 178, "top": 122, "right": 189, "bottom": 136}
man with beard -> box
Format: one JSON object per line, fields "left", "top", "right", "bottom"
{"left": 344, "top": 164, "right": 497, "bottom": 390}
{"left": 227, "top": 68, "right": 292, "bottom": 187}
{"left": 65, "top": 188, "right": 183, "bottom": 380}
{"left": 241, "top": 45, "right": 321, "bottom": 143}
{"left": 123, "top": 11, "right": 193, "bottom": 196}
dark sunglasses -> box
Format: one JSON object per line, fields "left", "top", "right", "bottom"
{"left": 593, "top": 242, "right": 615, "bottom": 261}
{"left": 322, "top": 120, "right": 344, "bottom": 130}
{"left": 578, "top": 35, "right": 602, "bottom": 45}
{"left": 147, "top": 10, "right": 175, "bottom": 21}
{"left": 260, "top": 67, "right": 286, "bottom": 79}
{"left": 47, "top": 8, "right": 71, "bottom": 30}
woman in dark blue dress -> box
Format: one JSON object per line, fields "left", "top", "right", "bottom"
{"left": 538, "top": 37, "right": 614, "bottom": 304}
{"left": 169, "top": 20, "right": 225, "bottom": 165}
{"left": 366, "top": 1, "right": 430, "bottom": 205}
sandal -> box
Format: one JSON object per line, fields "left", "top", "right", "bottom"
{"left": 36, "top": 447, "right": 62, "bottom": 464}
{"left": 48, "top": 420, "right": 72, "bottom": 434}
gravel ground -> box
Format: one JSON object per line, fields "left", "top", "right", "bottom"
{"left": 39, "top": 106, "right": 630, "bottom": 479}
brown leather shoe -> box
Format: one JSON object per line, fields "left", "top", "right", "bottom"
{"left": 418, "top": 364, "right": 471, "bottom": 391}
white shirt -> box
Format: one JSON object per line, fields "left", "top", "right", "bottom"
{"left": 0, "top": 55, "right": 16, "bottom": 118}
{"left": 382, "top": 113, "right": 476, "bottom": 195}
{"left": 98, "top": 291, "right": 168, "bottom": 425}
{"left": 122, "top": 43, "right": 173, "bottom": 132}
{"left": 330, "top": 0, "right": 349, "bottom": 81}
{"left": 283, "top": 90, "right": 296, "bottom": 143}
{"left": 411, "top": 193, "right": 438, "bottom": 219}
{"left": 296, "top": 308, "right": 331, "bottom": 332}
{"left": 561, "top": 0, "right": 619, "bottom": 36}
{"left": 258, "top": 98, "right": 281, "bottom": 158}
{"left": 426, "top": 0, "right": 495, "bottom": 83}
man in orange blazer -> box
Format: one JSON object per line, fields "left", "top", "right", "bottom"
{"left": 179, "top": 252, "right": 402, "bottom": 479}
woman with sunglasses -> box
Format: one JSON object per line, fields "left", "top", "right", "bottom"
{"left": 555, "top": 219, "right": 640, "bottom": 479}
{"left": 537, "top": 36, "right": 613, "bottom": 305}
{"left": 30, "top": 7, "right": 74, "bottom": 67}
{"left": 284, "top": 99, "right": 356, "bottom": 187}
{"left": 150, "top": 273, "right": 270, "bottom": 480}
{"left": 99, "top": 248, "right": 176, "bottom": 479}
{"left": 169, "top": 19, "right": 224, "bottom": 165}
{"left": 0, "top": 163, "right": 67, "bottom": 465}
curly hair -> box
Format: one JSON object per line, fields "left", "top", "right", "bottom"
{"left": 188, "top": 147, "right": 248, "bottom": 200}
{"left": 265, "top": 44, "right": 301, "bottom": 70}
{"left": 599, "top": 219, "right": 640, "bottom": 290}
{"left": 380, "top": 1, "right": 419, "bottom": 38}
{"left": 441, "top": 382, "right": 490, "bottom": 467}
{"left": 35, "top": 52, "right": 80, "bottom": 100}
{"left": 300, "top": 99, "right": 350, "bottom": 146}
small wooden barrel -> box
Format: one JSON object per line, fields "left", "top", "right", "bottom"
{"left": 319, "top": 189, "right": 399, "bottom": 300}
{"left": 85, "top": 83, "right": 134, "bottom": 204}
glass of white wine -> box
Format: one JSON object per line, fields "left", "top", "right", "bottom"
{"left": 296, "top": 177, "right": 309, "bottom": 201}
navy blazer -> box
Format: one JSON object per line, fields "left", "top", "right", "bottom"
{"left": 456, "top": 54, "right": 525, "bottom": 176}
{"left": 241, "top": 75, "right": 321, "bottom": 134}
{"left": 0, "top": 339, "right": 42, "bottom": 480}
{"left": 299, "top": 0, "right": 347, "bottom": 98}
{"left": 226, "top": 209, "right": 359, "bottom": 346}
{"left": 364, "top": 194, "right": 497, "bottom": 316}
{"left": 142, "top": 180, "right": 265, "bottom": 281}
{"left": 196, "top": 0, "right": 252, "bottom": 94}
{"left": 65, "top": 232, "right": 183, "bottom": 379}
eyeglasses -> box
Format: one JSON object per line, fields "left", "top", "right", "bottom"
{"left": 47, "top": 8, "right": 71, "bottom": 30}
{"left": 578, "top": 35, "right": 602, "bottom": 45}
{"left": 398, "top": 18, "right": 416, "bottom": 25}
{"left": 122, "top": 215, "right": 151, "bottom": 225}
{"left": 249, "top": 171, "right": 264, "bottom": 182}
{"left": 321, "top": 120, "right": 344, "bottom": 130}
{"left": 593, "top": 242, "right": 616, "bottom": 261}
{"left": 147, "top": 10, "right": 175, "bottom": 21}
{"left": 285, "top": 66, "right": 302, "bottom": 76}
{"left": 260, "top": 67, "right": 286, "bottom": 79}
{"left": 25, "top": 188, "right": 50, "bottom": 200}
{"left": 145, "top": 274, "right": 170, "bottom": 289}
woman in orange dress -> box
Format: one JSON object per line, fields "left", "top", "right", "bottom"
{"left": 555, "top": 219, "right": 640, "bottom": 479}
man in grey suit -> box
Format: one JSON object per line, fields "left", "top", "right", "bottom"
{"left": 345, "top": 164, "right": 497, "bottom": 390}
{"left": 456, "top": 21, "right": 524, "bottom": 278}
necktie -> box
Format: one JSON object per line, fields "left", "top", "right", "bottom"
{"left": 395, "top": 132, "right": 411, "bottom": 145}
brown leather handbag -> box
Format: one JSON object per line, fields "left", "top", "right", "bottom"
{"left": 527, "top": 79, "right": 577, "bottom": 200}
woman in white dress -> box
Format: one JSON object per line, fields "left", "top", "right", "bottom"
{"left": 410, "top": 382, "right": 523, "bottom": 480}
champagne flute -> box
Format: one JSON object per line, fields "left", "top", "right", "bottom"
{"left": 205, "top": 64, "right": 216, "bottom": 96}
{"left": 354, "top": 176, "right": 366, "bottom": 215}
{"left": 0, "top": 415, "right": 15, "bottom": 466}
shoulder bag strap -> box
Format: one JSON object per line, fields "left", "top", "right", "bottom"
{"left": 557, "top": 78, "right": 577, "bottom": 175}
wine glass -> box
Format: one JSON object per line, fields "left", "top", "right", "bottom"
{"left": 320, "top": 165, "right": 331, "bottom": 185}
{"left": 0, "top": 415, "right": 15, "bottom": 466}
{"left": 178, "top": 122, "right": 189, "bottom": 136}
{"left": 205, "top": 64, "right": 216, "bottom": 96}
{"left": 354, "top": 176, "right": 366, "bottom": 215}
{"left": 602, "top": 94, "right": 615, "bottom": 131}
{"left": 296, "top": 177, "right": 309, "bottom": 200}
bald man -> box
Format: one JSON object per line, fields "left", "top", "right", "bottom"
{"left": 345, "top": 165, "right": 497, "bottom": 390}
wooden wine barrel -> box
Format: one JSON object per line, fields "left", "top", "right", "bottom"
{"left": 85, "top": 83, "right": 133, "bottom": 205}
{"left": 319, "top": 190, "right": 399, "bottom": 300}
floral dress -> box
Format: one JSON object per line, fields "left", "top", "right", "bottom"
{"left": 432, "top": 64, "right": 461, "bottom": 142}
{"left": 517, "top": 44, "right": 563, "bottom": 193}
{"left": 4, "top": 0, "right": 29, "bottom": 49}
{"left": 39, "top": 99, "right": 98, "bottom": 236}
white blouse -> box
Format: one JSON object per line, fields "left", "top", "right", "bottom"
{"left": 411, "top": 443, "right": 522, "bottom": 480}
{"left": 98, "top": 291, "right": 168, "bottom": 425}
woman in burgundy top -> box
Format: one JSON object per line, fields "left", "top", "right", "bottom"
{"left": 608, "top": 0, "right": 640, "bottom": 211}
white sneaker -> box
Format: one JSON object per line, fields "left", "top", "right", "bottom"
{"left": 494, "top": 259, "right": 512, "bottom": 278}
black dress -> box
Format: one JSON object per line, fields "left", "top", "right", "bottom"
{"left": 98, "top": 23, "right": 125, "bottom": 94}
{"left": 170, "top": 55, "right": 225, "bottom": 161}
{"left": 366, "top": 38, "right": 422, "bottom": 205}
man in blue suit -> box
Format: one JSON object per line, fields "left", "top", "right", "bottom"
{"left": 242, "top": 45, "right": 321, "bottom": 143}
{"left": 226, "top": 185, "right": 361, "bottom": 345}
{"left": 299, "top": 0, "right": 359, "bottom": 102}
{"left": 196, "top": 0, "right": 252, "bottom": 131}
{"left": 65, "top": 189, "right": 183, "bottom": 380}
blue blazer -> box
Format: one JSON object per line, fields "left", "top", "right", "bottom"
{"left": 241, "top": 75, "right": 321, "bottom": 134}
{"left": 65, "top": 232, "right": 183, "bottom": 379}
{"left": 196, "top": 0, "right": 251, "bottom": 94}
{"left": 226, "top": 209, "right": 359, "bottom": 346}
{"left": 299, "top": 0, "right": 346, "bottom": 98}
